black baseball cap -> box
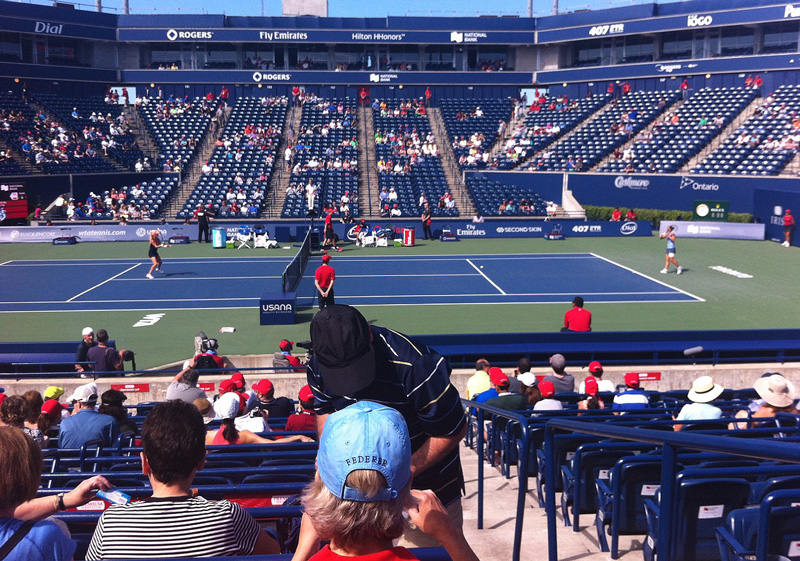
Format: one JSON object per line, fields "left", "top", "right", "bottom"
{"left": 310, "top": 305, "right": 375, "bottom": 395}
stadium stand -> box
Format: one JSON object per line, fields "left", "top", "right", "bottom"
{"left": 373, "top": 98, "right": 456, "bottom": 217}
{"left": 137, "top": 96, "right": 218, "bottom": 175}
{"left": 282, "top": 96, "right": 359, "bottom": 218}
{"left": 693, "top": 85, "right": 800, "bottom": 176}
{"left": 526, "top": 90, "right": 678, "bottom": 172}
{"left": 600, "top": 87, "right": 757, "bottom": 174}
{"left": 440, "top": 98, "right": 512, "bottom": 169}
{"left": 33, "top": 94, "right": 145, "bottom": 171}
{"left": 464, "top": 175, "right": 547, "bottom": 217}
{"left": 177, "top": 97, "right": 287, "bottom": 220}
{"left": 504, "top": 93, "right": 610, "bottom": 169}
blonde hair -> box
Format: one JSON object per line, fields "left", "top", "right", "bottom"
{"left": 302, "top": 470, "right": 412, "bottom": 551}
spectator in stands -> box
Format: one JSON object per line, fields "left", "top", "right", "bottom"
{"left": 86, "top": 400, "right": 281, "bottom": 559}
{"left": 562, "top": 296, "right": 592, "bottom": 332}
{"left": 75, "top": 326, "right": 96, "bottom": 373}
{"left": 507, "top": 358, "right": 531, "bottom": 393}
{"left": 86, "top": 329, "right": 127, "bottom": 373}
{"left": 307, "top": 305, "right": 468, "bottom": 547}
{"left": 612, "top": 373, "right": 649, "bottom": 412}
{"left": 38, "top": 399, "right": 64, "bottom": 441}
{"left": 297, "top": 402, "right": 477, "bottom": 561}
{"left": 21, "top": 390, "right": 44, "bottom": 440}
{"left": 577, "top": 377, "right": 604, "bottom": 411}
{"left": 273, "top": 339, "right": 304, "bottom": 372}
{"left": 673, "top": 376, "right": 724, "bottom": 430}
{"left": 466, "top": 359, "right": 492, "bottom": 400}
{"left": 544, "top": 354, "right": 575, "bottom": 393}
{"left": 58, "top": 384, "right": 119, "bottom": 449}
{"left": 203, "top": 395, "right": 311, "bottom": 446}
{"left": 485, "top": 375, "right": 528, "bottom": 413}
{"left": 166, "top": 365, "right": 207, "bottom": 403}
{"left": 579, "top": 361, "right": 615, "bottom": 394}
{"left": 474, "top": 368, "right": 509, "bottom": 405}
{"left": 533, "top": 381, "right": 563, "bottom": 412}
{"left": 250, "top": 378, "right": 294, "bottom": 419}
{"left": 1, "top": 395, "right": 44, "bottom": 445}
{"left": 0, "top": 427, "right": 100, "bottom": 559}
{"left": 285, "top": 385, "right": 317, "bottom": 433}
{"left": 98, "top": 389, "right": 136, "bottom": 435}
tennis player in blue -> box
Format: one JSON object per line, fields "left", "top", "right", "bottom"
{"left": 660, "top": 225, "right": 682, "bottom": 275}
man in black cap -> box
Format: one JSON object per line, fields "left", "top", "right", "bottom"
{"left": 306, "top": 304, "right": 467, "bottom": 547}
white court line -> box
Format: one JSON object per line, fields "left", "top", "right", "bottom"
{"left": 0, "top": 260, "right": 12, "bottom": 267}
{"left": 66, "top": 264, "right": 141, "bottom": 302}
{"left": 589, "top": 252, "right": 705, "bottom": 302}
{"left": 466, "top": 259, "right": 506, "bottom": 295}
{"left": 113, "top": 275, "right": 283, "bottom": 281}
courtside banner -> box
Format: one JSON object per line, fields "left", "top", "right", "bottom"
{"left": 659, "top": 221, "right": 764, "bottom": 240}
{"left": 0, "top": 224, "right": 194, "bottom": 243}
{"left": 418, "top": 220, "right": 651, "bottom": 239}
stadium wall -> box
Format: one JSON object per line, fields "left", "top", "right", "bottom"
{"left": 471, "top": 171, "right": 800, "bottom": 215}
{"left": 754, "top": 187, "right": 800, "bottom": 247}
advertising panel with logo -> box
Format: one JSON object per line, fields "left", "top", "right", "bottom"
{"left": 660, "top": 220, "right": 764, "bottom": 240}
{"left": 260, "top": 292, "right": 296, "bottom": 325}
{"left": 693, "top": 200, "right": 728, "bottom": 221}
{"left": 0, "top": 183, "right": 28, "bottom": 226}
{"left": 753, "top": 187, "right": 800, "bottom": 246}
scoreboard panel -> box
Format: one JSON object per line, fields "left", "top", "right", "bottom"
{"left": 0, "top": 183, "right": 28, "bottom": 225}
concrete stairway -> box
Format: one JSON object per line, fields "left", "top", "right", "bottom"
{"left": 427, "top": 107, "right": 476, "bottom": 217}
{"left": 265, "top": 104, "right": 302, "bottom": 218}
{"left": 358, "top": 106, "right": 379, "bottom": 218}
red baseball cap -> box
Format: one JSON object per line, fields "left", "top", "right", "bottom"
{"left": 539, "top": 380, "right": 555, "bottom": 398}
{"left": 41, "top": 399, "right": 65, "bottom": 415}
{"left": 298, "top": 384, "right": 314, "bottom": 402}
{"left": 588, "top": 361, "right": 603, "bottom": 374}
{"left": 625, "top": 372, "right": 640, "bottom": 388}
{"left": 219, "top": 379, "right": 236, "bottom": 394}
{"left": 230, "top": 372, "right": 245, "bottom": 390}
{"left": 584, "top": 376, "right": 599, "bottom": 396}
{"left": 280, "top": 339, "right": 294, "bottom": 352}
{"left": 322, "top": 254, "right": 331, "bottom": 263}
{"left": 253, "top": 379, "right": 274, "bottom": 395}
{"left": 489, "top": 367, "right": 509, "bottom": 388}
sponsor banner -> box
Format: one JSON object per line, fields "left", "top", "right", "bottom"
{"left": 198, "top": 382, "right": 216, "bottom": 392}
{"left": 538, "top": 53, "right": 800, "bottom": 84}
{"left": 538, "top": 4, "right": 790, "bottom": 43}
{"left": 260, "top": 292, "right": 296, "bottom": 325}
{"left": 0, "top": 17, "right": 116, "bottom": 40}
{"left": 0, "top": 224, "right": 194, "bottom": 243}
{"left": 121, "top": 69, "right": 533, "bottom": 86}
{"left": 660, "top": 221, "right": 765, "bottom": 240}
{"left": 118, "top": 28, "right": 533, "bottom": 44}
{"left": 431, "top": 220, "right": 650, "bottom": 238}
{"left": 110, "top": 383, "right": 150, "bottom": 393}
{"left": 568, "top": 173, "right": 773, "bottom": 214}
{"left": 635, "top": 372, "right": 662, "bottom": 382}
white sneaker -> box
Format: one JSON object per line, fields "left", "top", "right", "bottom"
{"left": 660, "top": 268, "right": 668, "bottom": 274}
{"left": 783, "top": 241, "right": 790, "bottom": 247}
{"left": 677, "top": 267, "right": 683, "bottom": 275}
{"left": 146, "top": 273, "right": 154, "bottom": 279}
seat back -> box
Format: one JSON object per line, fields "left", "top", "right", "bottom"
{"left": 673, "top": 478, "right": 751, "bottom": 561}
{"left": 614, "top": 460, "right": 663, "bottom": 534}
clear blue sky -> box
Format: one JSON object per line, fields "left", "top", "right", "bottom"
{"left": 112, "top": 0, "right": 649, "bottom": 17}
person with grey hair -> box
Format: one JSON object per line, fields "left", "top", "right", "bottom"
{"left": 165, "top": 365, "right": 207, "bottom": 403}
{"left": 543, "top": 353, "right": 575, "bottom": 393}
{"left": 293, "top": 401, "right": 478, "bottom": 561}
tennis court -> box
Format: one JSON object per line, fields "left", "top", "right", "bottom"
{"left": 0, "top": 252, "right": 700, "bottom": 313}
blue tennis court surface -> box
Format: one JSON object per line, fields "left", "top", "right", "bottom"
{"left": 0, "top": 253, "right": 702, "bottom": 313}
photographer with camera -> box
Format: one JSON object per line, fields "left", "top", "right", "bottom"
{"left": 192, "top": 332, "right": 229, "bottom": 371}
{"left": 86, "top": 329, "right": 130, "bottom": 373}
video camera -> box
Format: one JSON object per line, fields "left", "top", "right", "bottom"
{"left": 194, "top": 331, "right": 219, "bottom": 356}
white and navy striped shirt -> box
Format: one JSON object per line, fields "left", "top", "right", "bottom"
{"left": 85, "top": 496, "right": 261, "bottom": 560}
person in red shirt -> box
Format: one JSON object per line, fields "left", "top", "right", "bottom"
{"left": 424, "top": 86, "right": 432, "bottom": 107}
{"left": 314, "top": 254, "right": 335, "bottom": 309}
{"left": 680, "top": 78, "right": 690, "bottom": 100}
{"left": 783, "top": 208, "right": 795, "bottom": 247}
{"left": 610, "top": 207, "right": 622, "bottom": 221}
{"left": 278, "top": 339, "right": 303, "bottom": 370}
{"left": 284, "top": 385, "right": 317, "bottom": 434}
{"left": 625, "top": 208, "right": 637, "bottom": 221}
{"left": 562, "top": 296, "right": 592, "bottom": 332}
{"left": 323, "top": 211, "right": 342, "bottom": 252}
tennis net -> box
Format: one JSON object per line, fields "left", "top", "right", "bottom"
{"left": 282, "top": 227, "right": 312, "bottom": 293}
